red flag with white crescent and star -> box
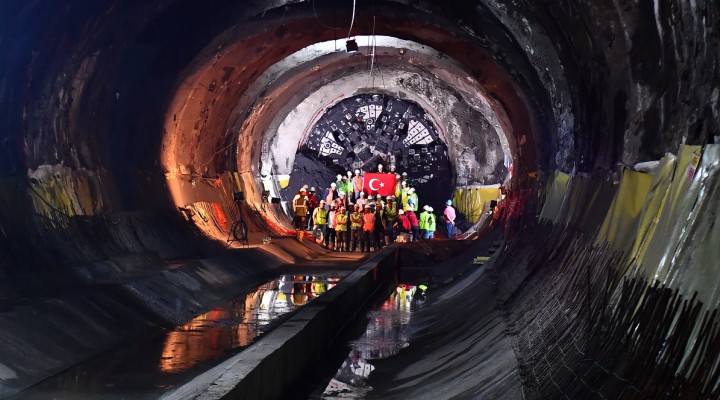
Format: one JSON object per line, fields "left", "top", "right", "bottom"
{"left": 362, "top": 173, "right": 397, "bottom": 197}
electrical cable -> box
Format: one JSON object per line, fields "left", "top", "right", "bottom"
{"left": 347, "top": 0, "right": 356, "bottom": 39}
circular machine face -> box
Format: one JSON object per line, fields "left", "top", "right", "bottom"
{"left": 286, "top": 93, "right": 453, "bottom": 208}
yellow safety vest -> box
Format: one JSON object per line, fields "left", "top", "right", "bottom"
{"left": 336, "top": 214, "right": 348, "bottom": 231}
{"left": 350, "top": 212, "right": 363, "bottom": 229}
{"left": 314, "top": 208, "right": 328, "bottom": 224}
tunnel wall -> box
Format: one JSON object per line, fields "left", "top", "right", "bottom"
{"left": 363, "top": 143, "right": 720, "bottom": 398}
{"left": 0, "top": 0, "right": 719, "bottom": 398}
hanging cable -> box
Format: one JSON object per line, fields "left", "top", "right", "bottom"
{"left": 347, "top": 0, "right": 356, "bottom": 39}
{"left": 368, "top": 16, "right": 376, "bottom": 85}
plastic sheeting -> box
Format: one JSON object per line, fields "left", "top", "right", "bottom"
{"left": 539, "top": 171, "right": 570, "bottom": 223}
{"left": 594, "top": 169, "right": 653, "bottom": 252}
{"left": 674, "top": 144, "right": 720, "bottom": 309}
{"left": 640, "top": 145, "right": 703, "bottom": 279}
{"left": 638, "top": 145, "right": 720, "bottom": 308}
{"left": 627, "top": 155, "right": 676, "bottom": 266}
{"left": 452, "top": 185, "right": 501, "bottom": 223}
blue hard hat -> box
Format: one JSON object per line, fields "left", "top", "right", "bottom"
{"left": 407, "top": 198, "right": 414, "bottom": 205}
{"left": 446, "top": 199, "right": 452, "bottom": 206}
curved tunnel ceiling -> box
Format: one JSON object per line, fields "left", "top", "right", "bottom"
{"left": 0, "top": 0, "right": 718, "bottom": 396}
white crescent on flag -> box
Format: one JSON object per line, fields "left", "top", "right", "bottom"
{"left": 369, "top": 178, "right": 381, "bottom": 191}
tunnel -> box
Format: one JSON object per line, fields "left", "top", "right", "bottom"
{"left": 1, "top": 0, "right": 719, "bottom": 398}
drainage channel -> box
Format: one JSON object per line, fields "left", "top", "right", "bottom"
{"left": 291, "top": 283, "right": 426, "bottom": 399}
{"left": 10, "top": 272, "right": 349, "bottom": 400}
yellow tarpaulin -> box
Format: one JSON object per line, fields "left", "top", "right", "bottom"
{"left": 595, "top": 169, "right": 653, "bottom": 251}
{"left": 452, "top": 185, "right": 501, "bottom": 223}
{"left": 539, "top": 171, "right": 570, "bottom": 223}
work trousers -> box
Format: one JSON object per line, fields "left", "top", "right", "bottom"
{"left": 325, "top": 227, "right": 336, "bottom": 248}
{"left": 411, "top": 226, "right": 419, "bottom": 242}
{"left": 336, "top": 230, "right": 347, "bottom": 251}
{"left": 363, "top": 230, "right": 374, "bottom": 252}
{"left": 351, "top": 228, "right": 363, "bottom": 251}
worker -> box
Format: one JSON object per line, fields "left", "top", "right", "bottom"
{"left": 377, "top": 163, "right": 384, "bottom": 173}
{"left": 323, "top": 182, "right": 338, "bottom": 210}
{"left": 352, "top": 169, "right": 363, "bottom": 200}
{"left": 306, "top": 187, "right": 318, "bottom": 230}
{"left": 312, "top": 200, "right": 328, "bottom": 243}
{"left": 356, "top": 191, "right": 368, "bottom": 208}
{"left": 341, "top": 174, "right": 353, "bottom": 202}
{"left": 419, "top": 205, "right": 431, "bottom": 239}
{"left": 385, "top": 195, "right": 398, "bottom": 243}
{"left": 292, "top": 188, "right": 309, "bottom": 240}
{"left": 444, "top": 199, "right": 456, "bottom": 239}
{"left": 326, "top": 202, "right": 337, "bottom": 249}
{"left": 406, "top": 187, "right": 418, "bottom": 211}
{"left": 373, "top": 202, "right": 385, "bottom": 249}
{"left": 334, "top": 174, "right": 344, "bottom": 191}
{"left": 362, "top": 205, "right": 375, "bottom": 252}
{"left": 335, "top": 207, "right": 348, "bottom": 251}
{"left": 350, "top": 204, "right": 364, "bottom": 252}
{"left": 396, "top": 209, "right": 411, "bottom": 234}
{"left": 425, "top": 206, "right": 436, "bottom": 239}
{"left": 406, "top": 204, "right": 419, "bottom": 241}
{"left": 393, "top": 174, "right": 402, "bottom": 199}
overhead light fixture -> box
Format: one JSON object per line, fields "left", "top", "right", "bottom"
{"left": 346, "top": 39, "right": 359, "bottom": 53}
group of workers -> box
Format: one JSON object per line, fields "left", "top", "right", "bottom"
{"left": 290, "top": 164, "right": 456, "bottom": 251}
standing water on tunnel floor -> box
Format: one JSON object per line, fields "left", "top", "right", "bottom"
{"left": 9, "top": 273, "right": 348, "bottom": 400}
{"left": 316, "top": 283, "right": 427, "bottom": 399}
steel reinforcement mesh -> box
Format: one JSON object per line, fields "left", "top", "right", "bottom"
{"left": 496, "top": 223, "right": 720, "bottom": 400}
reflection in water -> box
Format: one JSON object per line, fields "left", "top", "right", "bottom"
{"left": 321, "top": 284, "right": 427, "bottom": 398}
{"left": 160, "top": 275, "right": 341, "bottom": 373}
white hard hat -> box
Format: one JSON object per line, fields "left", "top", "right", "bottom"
{"left": 423, "top": 205, "right": 430, "bottom": 211}
{"left": 408, "top": 188, "right": 415, "bottom": 193}
{"left": 428, "top": 206, "right": 434, "bottom": 212}
{"left": 336, "top": 174, "right": 342, "bottom": 180}
{"left": 330, "top": 182, "right": 336, "bottom": 188}
{"left": 378, "top": 164, "right": 383, "bottom": 168}
{"left": 354, "top": 169, "right": 360, "bottom": 174}
{"left": 347, "top": 170, "right": 352, "bottom": 176}
{"left": 398, "top": 209, "right": 405, "bottom": 215}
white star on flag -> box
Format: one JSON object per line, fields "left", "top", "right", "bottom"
{"left": 380, "top": 182, "right": 385, "bottom": 187}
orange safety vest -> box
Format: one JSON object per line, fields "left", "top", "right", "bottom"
{"left": 352, "top": 176, "right": 363, "bottom": 193}
{"left": 362, "top": 213, "right": 375, "bottom": 231}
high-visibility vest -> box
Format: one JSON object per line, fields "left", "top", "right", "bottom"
{"left": 419, "top": 211, "right": 430, "bottom": 230}
{"left": 335, "top": 214, "right": 348, "bottom": 231}
{"left": 385, "top": 202, "right": 398, "bottom": 221}
{"left": 294, "top": 196, "right": 308, "bottom": 216}
{"left": 352, "top": 176, "right": 362, "bottom": 193}
{"left": 314, "top": 208, "right": 328, "bottom": 224}
{"left": 407, "top": 194, "right": 418, "bottom": 211}
{"left": 401, "top": 187, "right": 408, "bottom": 206}
{"left": 427, "top": 213, "right": 436, "bottom": 231}
{"left": 350, "top": 212, "right": 363, "bottom": 229}
{"left": 362, "top": 213, "right": 375, "bottom": 231}
{"left": 394, "top": 182, "right": 402, "bottom": 197}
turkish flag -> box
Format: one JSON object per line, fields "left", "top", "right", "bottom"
{"left": 362, "top": 173, "right": 397, "bottom": 197}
